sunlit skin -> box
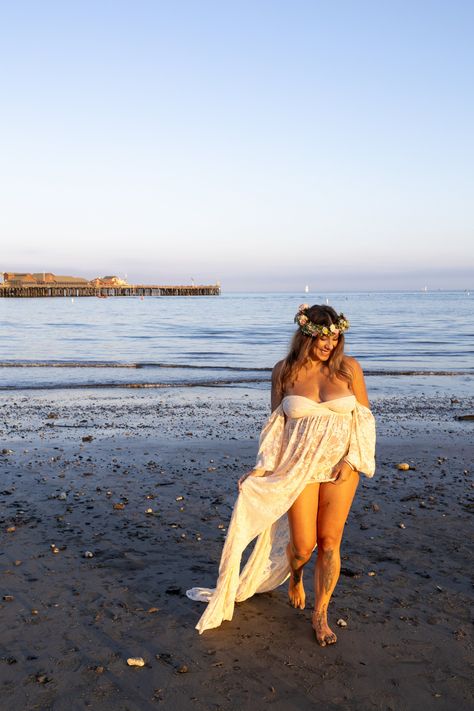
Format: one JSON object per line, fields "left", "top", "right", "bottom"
{"left": 239, "top": 330, "right": 370, "bottom": 646}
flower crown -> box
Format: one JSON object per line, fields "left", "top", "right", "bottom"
{"left": 294, "top": 304, "right": 350, "bottom": 338}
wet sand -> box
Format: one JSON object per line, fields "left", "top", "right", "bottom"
{"left": 0, "top": 387, "right": 473, "bottom": 710}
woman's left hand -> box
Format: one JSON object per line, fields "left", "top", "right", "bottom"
{"left": 238, "top": 467, "right": 266, "bottom": 492}
{"left": 330, "top": 460, "right": 355, "bottom": 485}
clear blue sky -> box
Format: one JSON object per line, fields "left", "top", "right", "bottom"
{"left": 0, "top": 0, "right": 472, "bottom": 290}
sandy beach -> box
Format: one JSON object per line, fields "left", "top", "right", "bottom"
{"left": 1, "top": 387, "right": 473, "bottom": 710}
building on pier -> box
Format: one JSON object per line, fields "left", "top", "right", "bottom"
{"left": 0, "top": 271, "right": 220, "bottom": 297}
{"left": 3, "top": 272, "right": 89, "bottom": 287}
{"left": 89, "top": 275, "right": 128, "bottom": 288}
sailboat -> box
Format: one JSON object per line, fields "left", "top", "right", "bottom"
{"left": 304, "top": 285, "right": 309, "bottom": 293}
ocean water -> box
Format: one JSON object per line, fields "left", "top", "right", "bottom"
{"left": 0, "top": 291, "right": 472, "bottom": 397}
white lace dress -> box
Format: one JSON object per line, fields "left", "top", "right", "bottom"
{"left": 186, "top": 395, "right": 376, "bottom": 633}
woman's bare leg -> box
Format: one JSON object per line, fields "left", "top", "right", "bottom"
{"left": 286, "top": 482, "right": 319, "bottom": 609}
{"left": 313, "top": 472, "right": 359, "bottom": 645}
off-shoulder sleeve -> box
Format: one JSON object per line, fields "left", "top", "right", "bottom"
{"left": 254, "top": 405, "right": 285, "bottom": 471}
{"left": 346, "top": 402, "right": 376, "bottom": 478}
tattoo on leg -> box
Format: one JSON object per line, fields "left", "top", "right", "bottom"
{"left": 288, "top": 544, "right": 310, "bottom": 581}
{"left": 322, "top": 550, "right": 335, "bottom": 594}
{"left": 292, "top": 567, "right": 303, "bottom": 583}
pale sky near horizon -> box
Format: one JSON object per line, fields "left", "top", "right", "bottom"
{"left": 0, "top": 0, "right": 473, "bottom": 291}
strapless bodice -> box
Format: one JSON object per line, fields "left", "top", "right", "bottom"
{"left": 282, "top": 394, "right": 356, "bottom": 418}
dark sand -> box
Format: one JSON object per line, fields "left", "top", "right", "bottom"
{"left": 0, "top": 387, "right": 473, "bottom": 711}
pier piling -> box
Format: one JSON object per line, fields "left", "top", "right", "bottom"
{"left": 0, "top": 284, "right": 221, "bottom": 298}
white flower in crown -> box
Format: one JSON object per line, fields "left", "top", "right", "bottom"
{"left": 329, "top": 324, "right": 337, "bottom": 333}
{"left": 298, "top": 303, "right": 309, "bottom": 312}
{"left": 298, "top": 314, "right": 308, "bottom": 325}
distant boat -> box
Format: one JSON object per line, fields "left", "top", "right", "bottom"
{"left": 423, "top": 286, "right": 428, "bottom": 292}
{"left": 304, "top": 285, "right": 309, "bottom": 293}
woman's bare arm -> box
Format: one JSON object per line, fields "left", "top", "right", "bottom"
{"left": 271, "top": 360, "right": 285, "bottom": 411}
{"left": 238, "top": 361, "right": 284, "bottom": 491}
{"left": 331, "top": 356, "right": 370, "bottom": 483}
{"left": 346, "top": 356, "right": 370, "bottom": 408}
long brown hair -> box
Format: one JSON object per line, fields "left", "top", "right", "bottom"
{"left": 277, "top": 304, "right": 353, "bottom": 395}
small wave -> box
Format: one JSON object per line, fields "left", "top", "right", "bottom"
{"left": 0, "top": 360, "right": 138, "bottom": 368}
{"left": 0, "top": 360, "right": 471, "bottom": 377}
{"left": 0, "top": 360, "right": 271, "bottom": 372}
{"left": 0, "top": 377, "right": 269, "bottom": 391}
{"left": 0, "top": 360, "right": 474, "bottom": 376}
{"left": 366, "top": 370, "right": 472, "bottom": 376}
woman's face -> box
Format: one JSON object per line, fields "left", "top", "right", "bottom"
{"left": 313, "top": 333, "right": 340, "bottom": 361}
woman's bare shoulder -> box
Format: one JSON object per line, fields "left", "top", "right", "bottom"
{"left": 343, "top": 355, "right": 364, "bottom": 375}
{"left": 271, "top": 359, "right": 285, "bottom": 387}
{"left": 272, "top": 359, "right": 285, "bottom": 376}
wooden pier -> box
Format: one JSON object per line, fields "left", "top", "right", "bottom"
{"left": 0, "top": 283, "right": 221, "bottom": 298}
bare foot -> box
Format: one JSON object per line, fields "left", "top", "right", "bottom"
{"left": 286, "top": 543, "right": 306, "bottom": 609}
{"left": 312, "top": 607, "right": 337, "bottom": 646}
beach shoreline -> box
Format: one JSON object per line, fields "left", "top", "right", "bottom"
{"left": 1, "top": 387, "right": 473, "bottom": 710}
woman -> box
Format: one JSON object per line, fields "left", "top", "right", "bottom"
{"left": 187, "top": 304, "right": 376, "bottom": 644}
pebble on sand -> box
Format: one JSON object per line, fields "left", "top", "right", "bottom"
{"left": 337, "top": 618, "right": 348, "bottom": 627}
{"left": 127, "top": 657, "right": 145, "bottom": 667}
{"left": 83, "top": 551, "right": 94, "bottom": 558}
{"left": 396, "top": 463, "right": 411, "bottom": 470}
{"left": 36, "top": 674, "right": 51, "bottom": 684}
